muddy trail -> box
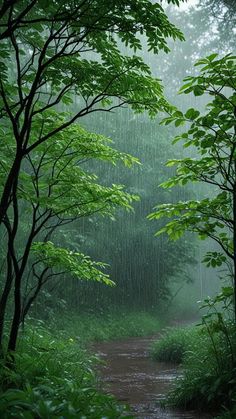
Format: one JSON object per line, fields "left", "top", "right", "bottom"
{"left": 93, "top": 335, "right": 213, "bottom": 419}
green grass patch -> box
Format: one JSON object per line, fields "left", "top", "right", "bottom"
{"left": 165, "top": 322, "right": 236, "bottom": 413}
{"left": 151, "top": 326, "right": 199, "bottom": 363}
{"left": 53, "top": 310, "right": 162, "bottom": 343}
{"left": 0, "top": 322, "right": 132, "bottom": 418}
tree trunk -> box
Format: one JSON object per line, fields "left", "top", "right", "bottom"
{"left": 7, "top": 274, "right": 21, "bottom": 353}
{"left": 0, "top": 153, "right": 22, "bottom": 226}
{"left": 233, "top": 109, "right": 236, "bottom": 323}
{"left": 0, "top": 249, "right": 13, "bottom": 352}
{"left": 233, "top": 182, "right": 236, "bottom": 323}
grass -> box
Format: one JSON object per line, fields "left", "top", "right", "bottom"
{"left": 154, "top": 321, "right": 236, "bottom": 415}
{"left": 151, "top": 326, "right": 199, "bottom": 363}
{"left": 0, "top": 310, "right": 162, "bottom": 418}
{"left": 0, "top": 321, "right": 132, "bottom": 418}
{"left": 52, "top": 310, "right": 162, "bottom": 343}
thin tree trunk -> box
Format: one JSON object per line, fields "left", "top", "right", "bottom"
{"left": 0, "top": 249, "right": 13, "bottom": 352}
{"left": 0, "top": 154, "right": 22, "bottom": 226}
{"left": 21, "top": 266, "right": 50, "bottom": 323}
{"left": 233, "top": 181, "right": 236, "bottom": 323}
{"left": 7, "top": 273, "right": 21, "bottom": 353}
{"left": 233, "top": 109, "right": 236, "bottom": 323}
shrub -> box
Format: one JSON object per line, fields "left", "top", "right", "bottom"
{"left": 167, "top": 321, "right": 236, "bottom": 412}
{"left": 151, "top": 326, "right": 199, "bottom": 363}
{"left": 0, "top": 322, "right": 131, "bottom": 418}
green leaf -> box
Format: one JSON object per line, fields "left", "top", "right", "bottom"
{"left": 185, "top": 108, "right": 200, "bottom": 120}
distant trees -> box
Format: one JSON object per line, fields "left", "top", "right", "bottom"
{"left": 0, "top": 0, "right": 185, "bottom": 354}
{"left": 149, "top": 54, "right": 236, "bottom": 319}
{"left": 71, "top": 113, "right": 195, "bottom": 313}
{"left": 201, "top": 0, "right": 236, "bottom": 23}
{"left": 199, "top": 0, "right": 236, "bottom": 48}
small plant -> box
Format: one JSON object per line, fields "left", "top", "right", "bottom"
{"left": 151, "top": 326, "right": 199, "bottom": 363}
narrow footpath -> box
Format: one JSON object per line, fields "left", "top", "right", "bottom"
{"left": 94, "top": 335, "right": 213, "bottom": 419}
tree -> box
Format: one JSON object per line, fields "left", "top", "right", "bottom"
{"left": 0, "top": 0, "right": 184, "bottom": 225}
{"left": 148, "top": 53, "right": 236, "bottom": 319}
{"left": 200, "top": 0, "right": 236, "bottom": 30}
{"left": 0, "top": 0, "right": 186, "bottom": 353}
{"left": 0, "top": 120, "right": 139, "bottom": 352}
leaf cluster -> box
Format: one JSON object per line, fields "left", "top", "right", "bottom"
{"left": 149, "top": 53, "right": 236, "bottom": 262}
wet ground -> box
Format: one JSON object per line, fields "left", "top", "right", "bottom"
{"left": 93, "top": 336, "right": 213, "bottom": 419}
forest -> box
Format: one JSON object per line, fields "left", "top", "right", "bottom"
{"left": 0, "top": 0, "right": 235, "bottom": 418}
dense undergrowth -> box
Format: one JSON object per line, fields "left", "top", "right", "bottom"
{"left": 54, "top": 310, "right": 162, "bottom": 343}
{"left": 152, "top": 321, "right": 236, "bottom": 418}
{"left": 0, "top": 323, "right": 131, "bottom": 418}
{"left": 0, "top": 311, "right": 161, "bottom": 418}
{"left": 151, "top": 326, "right": 199, "bottom": 363}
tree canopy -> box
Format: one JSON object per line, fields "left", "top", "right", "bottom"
{"left": 0, "top": 0, "right": 186, "bottom": 353}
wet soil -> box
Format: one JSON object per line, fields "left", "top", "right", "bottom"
{"left": 93, "top": 335, "right": 213, "bottom": 419}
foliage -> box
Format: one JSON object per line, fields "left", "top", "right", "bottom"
{"left": 0, "top": 120, "right": 139, "bottom": 352}
{"left": 151, "top": 326, "right": 199, "bottom": 363}
{"left": 163, "top": 289, "right": 236, "bottom": 414}
{"left": 29, "top": 310, "right": 161, "bottom": 343}
{"left": 199, "top": 0, "right": 236, "bottom": 45}
{"left": 60, "top": 112, "right": 196, "bottom": 313}
{"left": 148, "top": 53, "right": 236, "bottom": 316}
{"left": 0, "top": 311, "right": 162, "bottom": 417}
{"left": 32, "top": 242, "right": 114, "bottom": 286}
{"left": 167, "top": 321, "right": 236, "bottom": 412}
{"left": 0, "top": 322, "right": 132, "bottom": 418}
{"left": 0, "top": 0, "right": 185, "bottom": 353}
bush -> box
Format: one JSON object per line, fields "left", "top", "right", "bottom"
{"left": 151, "top": 326, "right": 198, "bottom": 363}
{"left": 167, "top": 321, "right": 236, "bottom": 412}
{"left": 0, "top": 322, "right": 131, "bottom": 418}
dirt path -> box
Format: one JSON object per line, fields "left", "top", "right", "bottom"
{"left": 93, "top": 335, "right": 213, "bottom": 419}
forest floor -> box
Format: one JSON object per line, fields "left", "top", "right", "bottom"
{"left": 92, "top": 333, "right": 213, "bottom": 419}
{"left": 2, "top": 313, "right": 217, "bottom": 418}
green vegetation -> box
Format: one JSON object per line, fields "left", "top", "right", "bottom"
{"left": 56, "top": 311, "right": 162, "bottom": 343}
{"left": 0, "top": 0, "right": 184, "bottom": 354}
{"left": 167, "top": 321, "right": 236, "bottom": 412}
{"left": 0, "top": 311, "right": 162, "bottom": 418}
{"left": 149, "top": 53, "right": 236, "bottom": 318}
{"left": 151, "top": 326, "right": 198, "bottom": 364}
{"left": 0, "top": 1, "right": 235, "bottom": 418}
{"left": 152, "top": 319, "right": 236, "bottom": 414}
{"left": 149, "top": 53, "right": 236, "bottom": 416}
{"left": 0, "top": 322, "right": 132, "bottom": 419}
{"left": 0, "top": 2, "right": 186, "bottom": 416}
